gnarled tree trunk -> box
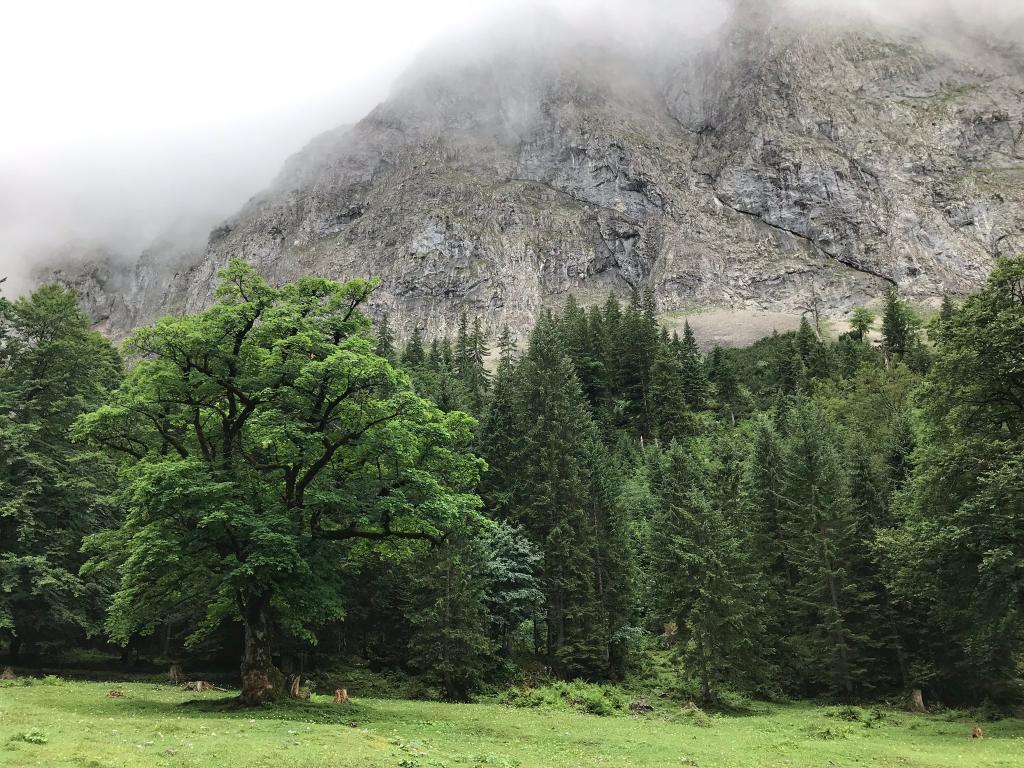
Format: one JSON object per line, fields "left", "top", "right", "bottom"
{"left": 239, "top": 593, "right": 284, "bottom": 705}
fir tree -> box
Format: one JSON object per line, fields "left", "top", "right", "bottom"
{"left": 881, "top": 291, "right": 917, "bottom": 360}
{"left": 708, "top": 346, "right": 742, "bottom": 425}
{"left": 406, "top": 535, "right": 494, "bottom": 701}
{"left": 507, "top": 316, "right": 611, "bottom": 677}
{"left": 375, "top": 312, "right": 395, "bottom": 361}
{"left": 480, "top": 327, "right": 520, "bottom": 520}
{"left": 778, "top": 399, "right": 872, "bottom": 699}
{"left": 648, "top": 342, "right": 688, "bottom": 442}
{"left": 649, "top": 442, "right": 770, "bottom": 703}
{"left": 617, "top": 289, "right": 660, "bottom": 436}
{"left": 677, "top": 322, "right": 709, "bottom": 412}
{"left": 461, "top": 316, "right": 490, "bottom": 414}
{"left": 403, "top": 326, "right": 426, "bottom": 367}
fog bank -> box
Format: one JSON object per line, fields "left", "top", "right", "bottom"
{"left": 2, "top": 0, "right": 1021, "bottom": 297}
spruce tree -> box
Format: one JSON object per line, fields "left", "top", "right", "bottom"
{"left": 881, "top": 291, "right": 917, "bottom": 360}
{"left": 796, "top": 316, "right": 831, "bottom": 379}
{"left": 778, "top": 399, "right": 872, "bottom": 698}
{"left": 405, "top": 535, "right": 494, "bottom": 701}
{"left": 455, "top": 311, "right": 471, "bottom": 379}
{"left": 403, "top": 326, "right": 426, "bottom": 367}
{"left": 845, "top": 434, "right": 909, "bottom": 689}
{"left": 708, "top": 346, "right": 742, "bottom": 425}
{"left": 617, "top": 289, "right": 660, "bottom": 436}
{"left": 375, "top": 312, "right": 395, "bottom": 361}
{"left": 461, "top": 317, "right": 490, "bottom": 415}
{"left": 506, "top": 316, "right": 610, "bottom": 677}
{"left": 648, "top": 341, "right": 688, "bottom": 442}
{"left": 559, "top": 295, "right": 604, "bottom": 410}
{"left": 746, "top": 417, "right": 793, "bottom": 590}
{"left": 648, "top": 442, "right": 770, "bottom": 703}
{"left": 583, "top": 439, "right": 634, "bottom": 678}
{"left": 677, "top": 322, "right": 709, "bottom": 412}
{"left": 480, "top": 327, "right": 520, "bottom": 520}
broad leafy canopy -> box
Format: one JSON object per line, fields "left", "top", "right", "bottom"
{"left": 79, "top": 262, "right": 484, "bottom": 646}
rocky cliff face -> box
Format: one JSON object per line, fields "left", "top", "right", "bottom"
{"left": 46, "top": 1, "right": 1024, "bottom": 339}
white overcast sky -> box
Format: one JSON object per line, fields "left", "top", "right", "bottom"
{"left": 0, "top": 0, "right": 536, "bottom": 291}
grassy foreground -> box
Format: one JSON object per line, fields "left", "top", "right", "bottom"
{"left": 1, "top": 680, "right": 1023, "bottom": 768}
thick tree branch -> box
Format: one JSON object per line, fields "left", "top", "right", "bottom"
{"left": 293, "top": 407, "right": 406, "bottom": 504}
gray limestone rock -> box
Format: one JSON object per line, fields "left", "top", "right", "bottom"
{"left": 43, "top": 3, "right": 1024, "bottom": 340}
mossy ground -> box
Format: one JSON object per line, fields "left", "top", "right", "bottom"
{"left": 1, "top": 679, "right": 1023, "bottom": 768}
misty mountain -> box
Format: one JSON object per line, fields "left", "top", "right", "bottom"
{"left": 46, "top": 0, "right": 1024, "bottom": 338}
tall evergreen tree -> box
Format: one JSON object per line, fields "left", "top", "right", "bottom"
{"left": 403, "top": 326, "right": 427, "bottom": 368}
{"left": 648, "top": 342, "right": 688, "bottom": 442}
{"left": 778, "top": 399, "right": 872, "bottom": 698}
{"left": 0, "top": 285, "right": 123, "bottom": 656}
{"left": 616, "top": 289, "right": 660, "bottom": 436}
{"left": 677, "top": 322, "right": 709, "bottom": 412}
{"left": 405, "top": 534, "right": 494, "bottom": 701}
{"left": 504, "top": 316, "right": 615, "bottom": 677}
{"left": 708, "top": 346, "right": 742, "bottom": 425}
{"left": 480, "top": 328, "right": 520, "bottom": 520}
{"left": 649, "top": 442, "right": 770, "bottom": 703}
{"left": 881, "top": 291, "right": 918, "bottom": 360}
{"left": 375, "top": 312, "right": 395, "bottom": 361}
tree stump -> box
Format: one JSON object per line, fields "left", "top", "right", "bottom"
{"left": 907, "top": 688, "right": 927, "bottom": 713}
{"left": 168, "top": 663, "right": 184, "bottom": 685}
{"left": 0, "top": 667, "right": 16, "bottom": 681}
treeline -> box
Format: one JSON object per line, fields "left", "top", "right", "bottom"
{"left": 1, "top": 260, "right": 1022, "bottom": 707}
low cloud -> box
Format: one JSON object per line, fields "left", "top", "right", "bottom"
{"left": 1, "top": 0, "right": 1020, "bottom": 297}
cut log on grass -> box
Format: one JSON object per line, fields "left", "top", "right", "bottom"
{"left": 334, "top": 688, "right": 349, "bottom": 704}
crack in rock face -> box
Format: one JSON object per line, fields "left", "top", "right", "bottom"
{"left": 44, "top": 4, "right": 1024, "bottom": 342}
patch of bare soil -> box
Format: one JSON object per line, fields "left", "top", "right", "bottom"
{"left": 664, "top": 310, "right": 804, "bottom": 349}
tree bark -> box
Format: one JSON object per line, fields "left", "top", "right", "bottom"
{"left": 239, "top": 593, "right": 285, "bottom": 705}
{"left": 907, "top": 688, "right": 927, "bottom": 713}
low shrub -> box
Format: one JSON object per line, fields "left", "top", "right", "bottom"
{"left": 807, "top": 724, "right": 851, "bottom": 740}
{"left": 679, "top": 706, "right": 713, "bottom": 728}
{"left": 826, "top": 705, "right": 866, "bottom": 722}
{"left": 9, "top": 729, "right": 48, "bottom": 745}
{"left": 501, "top": 681, "right": 627, "bottom": 716}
